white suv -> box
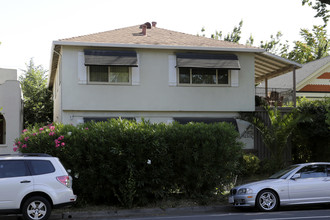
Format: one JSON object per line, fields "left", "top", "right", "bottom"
{"left": 0, "top": 153, "right": 77, "bottom": 220}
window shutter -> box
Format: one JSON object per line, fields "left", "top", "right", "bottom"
{"left": 231, "top": 70, "right": 239, "bottom": 87}
{"left": 168, "top": 55, "right": 177, "bottom": 86}
{"left": 132, "top": 54, "right": 140, "bottom": 85}
{"left": 78, "top": 52, "right": 87, "bottom": 84}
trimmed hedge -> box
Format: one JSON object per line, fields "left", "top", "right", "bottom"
{"left": 16, "top": 119, "right": 243, "bottom": 207}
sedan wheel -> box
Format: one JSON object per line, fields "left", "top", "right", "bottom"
{"left": 256, "top": 190, "right": 279, "bottom": 211}
{"left": 22, "top": 196, "right": 51, "bottom": 220}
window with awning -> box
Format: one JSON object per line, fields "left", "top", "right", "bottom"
{"left": 176, "top": 53, "right": 239, "bottom": 86}
{"left": 84, "top": 50, "right": 138, "bottom": 84}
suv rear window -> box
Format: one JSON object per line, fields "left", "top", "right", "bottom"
{"left": 28, "top": 160, "right": 55, "bottom": 175}
{"left": 0, "top": 160, "right": 29, "bottom": 178}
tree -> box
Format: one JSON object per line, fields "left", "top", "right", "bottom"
{"left": 211, "top": 20, "right": 243, "bottom": 43}
{"left": 203, "top": 19, "right": 330, "bottom": 64}
{"left": 260, "top": 31, "right": 290, "bottom": 55}
{"left": 283, "top": 25, "right": 330, "bottom": 63}
{"left": 302, "top": 0, "right": 330, "bottom": 25}
{"left": 19, "top": 59, "right": 53, "bottom": 127}
{"left": 246, "top": 34, "right": 254, "bottom": 46}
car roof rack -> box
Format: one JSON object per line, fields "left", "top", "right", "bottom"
{"left": 0, "top": 153, "right": 52, "bottom": 157}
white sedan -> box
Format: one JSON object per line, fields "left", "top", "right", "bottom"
{"left": 229, "top": 162, "right": 330, "bottom": 211}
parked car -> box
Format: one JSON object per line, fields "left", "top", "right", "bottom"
{"left": 229, "top": 162, "right": 330, "bottom": 211}
{"left": 0, "top": 153, "right": 77, "bottom": 220}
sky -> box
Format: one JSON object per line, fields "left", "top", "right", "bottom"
{"left": 0, "top": 0, "right": 326, "bottom": 77}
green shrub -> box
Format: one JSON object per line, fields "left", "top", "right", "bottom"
{"left": 16, "top": 119, "right": 243, "bottom": 207}
{"left": 240, "top": 153, "right": 260, "bottom": 176}
{"left": 292, "top": 99, "right": 330, "bottom": 163}
{"left": 166, "top": 122, "right": 243, "bottom": 198}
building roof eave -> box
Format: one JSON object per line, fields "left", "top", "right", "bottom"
{"left": 52, "top": 40, "right": 266, "bottom": 53}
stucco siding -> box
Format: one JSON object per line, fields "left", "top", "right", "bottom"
{"left": 0, "top": 72, "right": 22, "bottom": 154}
{"left": 60, "top": 47, "right": 255, "bottom": 113}
{"left": 53, "top": 61, "right": 62, "bottom": 123}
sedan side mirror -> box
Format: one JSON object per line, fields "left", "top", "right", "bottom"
{"left": 291, "top": 173, "right": 301, "bottom": 180}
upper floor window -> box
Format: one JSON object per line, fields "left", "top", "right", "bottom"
{"left": 84, "top": 50, "right": 137, "bottom": 85}
{"left": 179, "top": 67, "right": 230, "bottom": 85}
{"left": 176, "top": 53, "right": 239, "bottom": 87}
{"left": 88, "top": 66, "right": 130, "bottom": 84}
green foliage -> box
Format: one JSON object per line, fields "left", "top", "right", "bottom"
{"left": 240, "top": 153, "right": 260, "bottom": 176}
{"left": 197, "top": 26, "right": 206, "bottom": 37}
{"left": 246, "top": 34, "right": 254, "bottom": 46}
{"left": 201, "top": 1, "right": 330, "bottom": 64}
{"left": 241, "top": 106, "right": 299, "bottom": 171}
{"left": 211, "top": 20, "right": 243, "bottom": 43}
{"left": 165, "top": 122, "right": 243, "bottom": 198}
{"left": 15, "top": 119, "right": 243, "bottom": 208}
{"left": 302, "top": 0, "right": 330, "bottom": 25}
{"left": 19, "top": 58, "right": 53, "bottom": 127}
{"left": 283, "top": 25, "right": 330, "bottom": 63}
{"left": 260, "top": 31, "right": 290, "bottom": 55}
{"left": 291, "top": 99, "right": 330, "bottom": 162}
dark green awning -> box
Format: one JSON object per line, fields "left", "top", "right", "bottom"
{"left": 176, "top": 53, "right": 240, "bottom": 69}
{"left": 84, "top": 50, "right": 138, "bottom": 66}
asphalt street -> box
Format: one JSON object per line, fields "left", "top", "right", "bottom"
{"left": 2, "top": 205, "right": 330, "bottom": 220}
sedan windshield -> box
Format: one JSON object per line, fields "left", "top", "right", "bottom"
{"left": 269, "top": 165, "right": 300, "bottom": 179}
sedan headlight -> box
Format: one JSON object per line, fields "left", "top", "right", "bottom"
{"left": 237, "top": 188, "right": 253, "bottom": 194}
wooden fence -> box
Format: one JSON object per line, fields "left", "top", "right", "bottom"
{"left": 253, "top": 107, "right": 293, "bottom": 163}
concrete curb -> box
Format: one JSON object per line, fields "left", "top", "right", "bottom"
{"left": 52, "top": 205, "right": 233, "bottom": 219}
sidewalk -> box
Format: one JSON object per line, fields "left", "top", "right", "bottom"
{"left": 50, "top": 205, "right": 234, "bottom": 219}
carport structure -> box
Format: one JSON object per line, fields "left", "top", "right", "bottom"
{"left": 254, "top": 52, "right": 302, "bottom": 106}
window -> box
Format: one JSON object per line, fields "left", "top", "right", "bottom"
{"left": 0, "top": 161, "right": 28, "bottom": 178}
{"left": 28, "top": 160, "right": 55, "bottom": 175}
{"left": 326, "top": 165, "right": 330, "bottom": 177}
{"left": 88, "top": 65, "right": 130, "bottom": 84}
{"left": 84, "top": 117, "right": 136, "bottom": 123}
{"left": 178, "top": 67, "right": 230, "bottom": 85}
{"left": 297, "top": 165, "right": 326, "bottom": 178}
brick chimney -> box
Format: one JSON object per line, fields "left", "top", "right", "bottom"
{"left": 152, "top": 21, "right": 157, "bottom": 27}
{"left": 142, "top": 24, "right": 147, "bottom": 35}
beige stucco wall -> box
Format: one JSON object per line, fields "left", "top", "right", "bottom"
{"left": 54, "top": 46, "right": 255, "bottom": 125}
{"left": 0, "top": 68, "right": 23, "bottom": 154}
{"left": 0, "top": 68, "right": 17, "bottom": 84}
{"left": 52, "top": 58, "right": 62, "bottom": 122}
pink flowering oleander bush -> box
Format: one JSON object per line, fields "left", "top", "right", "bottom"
{"left": 15, "top": 119, "right": 243, "bottom": 208}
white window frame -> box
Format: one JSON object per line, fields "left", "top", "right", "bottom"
{"left": 177, "top": 67, "right": 231, "bottom": 87}
{"left": 87, "top": 65, "right": 132, "bottom": 85}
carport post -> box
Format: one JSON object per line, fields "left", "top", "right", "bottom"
{"left": 265, "top": 78, "right": 268, "bottom": 98}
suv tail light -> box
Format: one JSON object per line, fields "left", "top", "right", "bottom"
{"left": 57, "top": 175, "right": 70, "bottom": 188}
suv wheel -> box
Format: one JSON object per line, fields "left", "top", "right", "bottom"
{"left": 22, "top": 196, "right": 51, "bottom": 220}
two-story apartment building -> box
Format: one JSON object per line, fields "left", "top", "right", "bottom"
{"left": 48, "top": 22, "right": 300, "bottom": 148}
